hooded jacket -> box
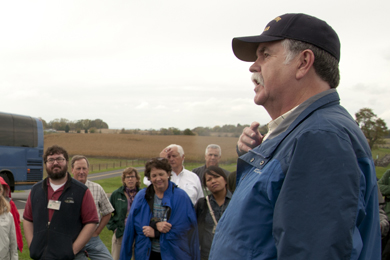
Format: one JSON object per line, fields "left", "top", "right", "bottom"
{"left": 0, "top": 176, "right": 23, "bottom": 252}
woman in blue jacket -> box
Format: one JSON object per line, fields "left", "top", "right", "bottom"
{"left": 119, "top": 157, "right": 200, "bottom": 260}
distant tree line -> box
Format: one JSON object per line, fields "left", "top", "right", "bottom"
{"left": 120, "top": 124, "right": 268, "bottom": 137}
{"left": 41, "top": 118, "right": 109, "bottom": 133}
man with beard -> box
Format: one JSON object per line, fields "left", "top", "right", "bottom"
{"left": 209, "top": 13, "right": 380, "bottom": 260}
{"left": 23, "top": 145, "right": 99, "bottom": 260}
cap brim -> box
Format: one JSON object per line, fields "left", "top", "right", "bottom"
{"left": 232, "top": 35, "right": 284, "bottom": 62}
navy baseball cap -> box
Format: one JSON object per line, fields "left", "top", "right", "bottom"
{"left": 232, "top": 13, "right": 340, "bottom": 62}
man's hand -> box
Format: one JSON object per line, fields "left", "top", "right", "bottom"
{"left": 72, "top": 223, "right": 97, "bottom": 255}
{"left": 159, "top": 147, "right": 172, "bottom": 158}
{"left": 142, "top": 226, "right": 156, "bottom": 238}
{"left": 238, "top": 122, "right": 264, "bottom": 153}
{"left": 156, "top": 221, "right": 172, "bottom": 233}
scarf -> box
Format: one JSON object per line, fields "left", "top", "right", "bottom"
{"left": 125, "top": 186, "right": 138, "bottom": 215}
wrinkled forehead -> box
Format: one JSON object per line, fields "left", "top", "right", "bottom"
{"left": 73, "top": 159, "right": 88, "bottom": 167}
{"left": 207, "top": 148, "right": 220, "bottom": 155}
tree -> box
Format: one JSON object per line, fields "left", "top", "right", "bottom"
{"left": 355, "top": 108, "right": 388, "bottom": 149}
{"left": 183, "top": 128, "right": 195, "bottom": 135}
{"left": 65, "top": 124, "right": 70, "bottom": 133}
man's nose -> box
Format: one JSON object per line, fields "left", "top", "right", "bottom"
{"left": 249, "top": 61, "right": 260, "bottom": 73}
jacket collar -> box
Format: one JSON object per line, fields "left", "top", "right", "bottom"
{"left": 241, "top": 90, "right": 339, "bottom": 163}
{"left": 145, "top": 180, "right": 177, "bottom": 211}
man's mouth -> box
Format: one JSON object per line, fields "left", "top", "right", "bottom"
{"left": 251, "top": 73, "right": 264, "bottom": 86}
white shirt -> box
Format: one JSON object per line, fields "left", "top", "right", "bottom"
{"left": 143, "top": 168, "right": 204, "bottom": 205}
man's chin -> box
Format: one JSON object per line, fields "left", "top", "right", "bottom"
{"left": 48, "top": 170, "right": 67, "bottom": 180}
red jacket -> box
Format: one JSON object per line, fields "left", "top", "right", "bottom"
{"left": 0, "top": 177, "right": 23, "bottom": 252}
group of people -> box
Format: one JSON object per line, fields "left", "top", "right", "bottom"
{"left": 14, "top": 142, "right": 231, "bottom": 260}
{"left": 1, "top": 12, "right": 385, "bottom": 260}
{"left": 119, "top": 144, "right": 232, "bottom": 260}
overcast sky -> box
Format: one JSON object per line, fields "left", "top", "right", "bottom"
{"left": 1, "top": 0, "right": 389, "bottom": 130}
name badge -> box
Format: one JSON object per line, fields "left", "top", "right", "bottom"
{"left": 48, "top": 200, "right": 61, "bottom": 210}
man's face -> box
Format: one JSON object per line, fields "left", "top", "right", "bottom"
{"left": 205, "top": 148, "right": 221, "bottom": 167}
{"left": 249, "top": 40, "right": 295, "bottom": 110}
{"left": 72, "top": 159, "right": 89, "bottom": 184}
{"left": 167, "top": 147, "right": 184, "bottom": 170}
{"left": 46, "top": 153, "right": 68, "bottom": 180}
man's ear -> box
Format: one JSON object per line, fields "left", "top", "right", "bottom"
{"left": 296, "top": 49, "right": 315, "bottom": 80}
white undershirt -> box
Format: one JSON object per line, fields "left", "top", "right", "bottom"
{"left": 49, "top": 181, "right": 66, "bottom": 192}
{"left": 263, "top": 106, "right": 298, "bottom": 141}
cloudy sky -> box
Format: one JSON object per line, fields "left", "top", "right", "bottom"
{"left": 1, "top": 0, "right": 389, "bottom": 130}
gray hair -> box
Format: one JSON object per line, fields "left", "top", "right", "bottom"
{"left": 281, "top": 39, "right": 340, "bottom": 89}
{"left": 205, "top": 144, "right": 221, "bottom": 156}
{"left": 167, "top": 144, "right": 185, "bottom": 157}
{"left": 71, "top": 155, "right": 90, "bottom": 168}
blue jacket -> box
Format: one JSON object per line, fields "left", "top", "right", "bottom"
{"left": 209, "top": 90, "right": 381, "bottom": 260}
{"left": 119, "top": 180, "right": 200, "bottom": 260}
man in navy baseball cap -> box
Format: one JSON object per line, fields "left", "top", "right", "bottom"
{"left": 232, "top": 13, "right": 340, "bottom": 62}
{"left": 209, "top": 13, "right": 381, "bottom": 260}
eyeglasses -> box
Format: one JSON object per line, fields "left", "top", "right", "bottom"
{"left": 125, "top": 176, "right": 136, "bottom": 179}
{"left": 47, "top": 157, "right": 66, "bottom": 164}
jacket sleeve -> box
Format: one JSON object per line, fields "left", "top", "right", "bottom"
{"left": 107, "top": 192, "right": 117, "bottom": 231}
{"left": 9, "top": 213, "right": 18, "bottom": 260}
{"left": 378, "top": 170, "right": 390, "bottom": 196}
{"left": 9, "top": 199, "right": 23, "bottom": 252}
{"left": 164, "top": 192, "right": 200, "bottom": 259}
{"left": 273, "top": 130, "right": 379, "bottom": 259}
{"left": 119, "top": 192, "right": 140, "bottom": 260}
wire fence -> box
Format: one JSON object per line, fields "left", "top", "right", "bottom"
{"left": 89, "top": 159, "right": 146, "bottom": 172}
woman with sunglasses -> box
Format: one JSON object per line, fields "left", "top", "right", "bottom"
{"left": 120, "top": 157, "right": 200, "bottom": 260}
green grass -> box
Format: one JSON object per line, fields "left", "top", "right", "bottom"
{"left": 373, "top": 146, "right": 390, "bottom": 179}
{"left": 376, "top": 167, "right": 390, "bottom": 179}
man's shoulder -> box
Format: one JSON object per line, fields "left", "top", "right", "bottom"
{"left": 300, "top": 103, "right": 362, "bottom": 140}
{"left": 192, "top": 165, "right": 206, "bottom": 174}
{"left": 111, "top": 186, "right": 124, "bottom": 195}
{"left": 70, "top": 178, "right": 89, "bottom": 190}
{"left": 221, "top": 167, "right": 230, "bottom": 175}
{"left": 86, "top": 180, "right": 104, "bottom": 191}
{"left": 30, "top": 179, "right": 45, "bottom": 192}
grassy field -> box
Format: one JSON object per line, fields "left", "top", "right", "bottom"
{"left": 44, "top": 133, "right": 239, "bottom": 163}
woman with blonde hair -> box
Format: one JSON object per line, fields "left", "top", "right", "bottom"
{"left": 0, "top": 183, "right": 18, "bottom": 260}
{"left": 107, "top": 167, "right": 141, "bottom": 260}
